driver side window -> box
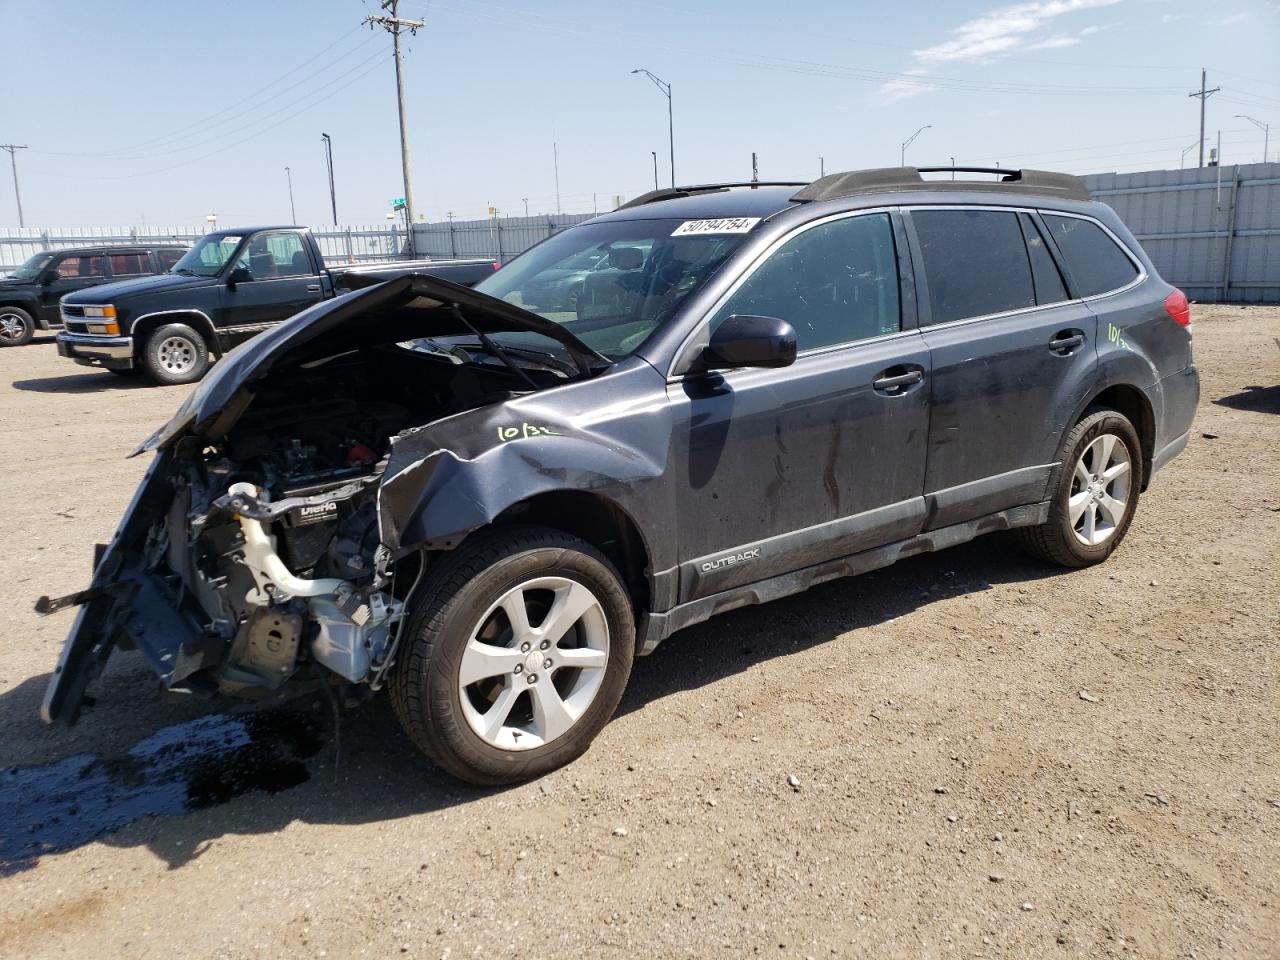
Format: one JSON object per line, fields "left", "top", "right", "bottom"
{"left": 710, "top": 213, "right": 901, "bottom": 351}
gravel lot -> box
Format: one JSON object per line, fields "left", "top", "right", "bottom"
{"left": 0, "top": 306, "right": 1276, "bottom": 959}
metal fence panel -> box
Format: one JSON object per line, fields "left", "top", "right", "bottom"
{"left": 1083, "top": 162, "right": 1280, "bottom": 304}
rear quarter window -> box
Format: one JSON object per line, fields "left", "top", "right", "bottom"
{"left": 1043, "top": 214, "right": 1139, "bottom": 297}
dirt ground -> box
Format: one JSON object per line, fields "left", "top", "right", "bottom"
{"left": 0, "top": 306, "right": 1276, "bottom": 960}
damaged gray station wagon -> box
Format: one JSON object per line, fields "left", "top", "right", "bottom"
{"left": 41, "top": 167, "right": 1199, "bottom": 785}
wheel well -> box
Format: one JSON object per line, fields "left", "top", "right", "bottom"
{"left": 131, "top": 313, "right": 219, "bottom": 358}
{"left": 491, "top": 492, "right": 652, "bottom": 616}
{"left": 1088, "top": 384, "right": 1155, "bottom": 488}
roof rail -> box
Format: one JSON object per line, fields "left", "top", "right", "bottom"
{"left": 792, "top": 166, "right": 1091, "bottom": 203}
{"left": 617, "top": 181, "right": 809, "bottom": 210}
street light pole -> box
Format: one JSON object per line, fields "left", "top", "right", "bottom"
{"left": 651, "top": 150, "right": 658, "bottom": 189}
{"left": 522, "top": 197, "right": 529, "bottom": 217}
{"left": 632, "top": 68, "right": 674, "bottom": 187}
{"left": 320, "top": 133, "right": 337, "bottom": 225}
{"left": 1234, "top": 114, "right": 1271, "bottom": 163}
{"left": 901, "top": 125, "right": 932, "bottom": 167}
{"left": 285, "top": 166, "right": 297, "bottom": 224}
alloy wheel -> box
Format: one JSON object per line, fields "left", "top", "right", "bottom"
{"left": 458, "top": 576, "right": 610, "bottom": 751}
{"left": 0, "top": 312, "right": 29, "bottom": 342}
{"left": 157, "top": 336, "right": 197, "bottom": 374}
{"left": 1069, "top": 432, "right": 1132, "bottom": 546}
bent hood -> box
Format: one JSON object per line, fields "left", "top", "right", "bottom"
{"left": 133, "top": 273, "right": 608, "bottom": 455}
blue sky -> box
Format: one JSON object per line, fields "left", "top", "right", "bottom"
{"left": 1, "top": 0, "right": 1277, "bottom": 227}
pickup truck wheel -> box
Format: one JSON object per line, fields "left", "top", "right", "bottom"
{"left": 0, "top": 306, "right": 35, "bottom": 347}
{"left": 141, "top": 323, "right": 209, "bottom": 384}
{"left": 1017, "top": 407, "right": 1143, "bottom": 568}
{"left": 389, "top": 525, "right": 635, "bottom": 786}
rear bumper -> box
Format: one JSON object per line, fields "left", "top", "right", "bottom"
{"left": 56, "top": 331, "right": 135, "bottom": 370}
{"left": 1148, "top": 363, "right": 1199, "bottom": 484}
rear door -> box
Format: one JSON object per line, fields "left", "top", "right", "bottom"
{"left": 670, "top": 210, "right": 932, "bottom": 602}
{"left": 219, "top": 231, "right": 327, "bottom": 345}
{"left": 907, "top": 206, "right": 1098, "bottom": 528}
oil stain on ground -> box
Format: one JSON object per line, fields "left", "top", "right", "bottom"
{"left": 0, "top": 710, "right": 323, "bottom": 876}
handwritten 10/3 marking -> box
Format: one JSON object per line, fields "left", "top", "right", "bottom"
{"left": 1107, "top": 322, "right": 1131, "bottom": 350}
{"left": 497, "top": 423, "right": 563, "bottom": 442}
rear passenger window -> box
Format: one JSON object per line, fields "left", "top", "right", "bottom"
{"left": 1019, "top": 213, "right": 1068, "bottom": 305}
{"left": 109, "top": 253, "right": 150, "bottom": 276}
{"left": 55, "top": 255, "right": 109, "bottom": 279}
{"left": 911, "top": 209, "right": 1034, "bottom": 324}
{"left": 711, "top": 213, "right": 900, "bottom": 351}
{"left": 1042, "top": 214, "right": 1139, "bottom": 297}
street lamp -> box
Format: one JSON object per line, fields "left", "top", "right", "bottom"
{"left": 632, "top": 68, "right": 674, "bottom": 187}
{"left": 1180, "top": 140, "right": 1199, "bottom": 169}
{"left": 901, "top": 125, "right": 932, "bottom": 167}
{"left": 522, "top": 197, "right": 529, "bottom": 217}
{"left": 1234, "top": 115, "right": 1271, "bottom": 163}
{"left": 205, "top": 214, "right": 217, "bottom": 233}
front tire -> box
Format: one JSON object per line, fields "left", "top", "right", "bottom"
{"left": 141, "top": 323, "right": 210, "bottom": 384}
{"left": 0, "top": 306, "right": 35, "bottom": 347}
{"left": 1018, "top": 407, "right": 1143, "bottom": 568}
{"left": 390, "top": 525, "right": 635, "bottom": 786}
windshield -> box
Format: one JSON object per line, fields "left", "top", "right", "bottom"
{"left": 170, "top": 234, "right": 244, "bottom": 277}
{"left": 9, "top": 252, "right": 55, "bottom": 281}
{"left": 472, "top": 218, "right": 752, "bottom": 359}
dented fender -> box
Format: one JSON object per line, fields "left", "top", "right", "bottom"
{"left": 377, "top": 360, "right": 677, "bottom": 563}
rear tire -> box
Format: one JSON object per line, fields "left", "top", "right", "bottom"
{"left": 141, "top": 323, "right": 209, "bottom": 384}
{"left": 0, "top": 306, "right": 35, "bottom": 347}
{"left": 1017, "top": 407, "right": 1143, "bottom": 568}
{"left": 389, "top": 525, "right": 635, "bottom": 786}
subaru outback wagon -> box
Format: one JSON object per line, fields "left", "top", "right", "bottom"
{"left": 40, "top": 167, "right": 1198, "bottom": 785}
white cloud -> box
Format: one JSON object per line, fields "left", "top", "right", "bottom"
{"left": 877, "top": 69, "right": 935, "bottom": 102}
{"left": 913, "top": 0, "right": 1122, "bottom": 63}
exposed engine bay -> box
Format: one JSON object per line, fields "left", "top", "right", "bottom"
{"left": 149, "top": 341, "right": 559, "bottom": 698}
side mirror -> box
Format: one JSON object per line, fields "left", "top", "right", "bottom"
{"left": 698, "top": 314, "right": 797, "bottom": 372}
{"left": 38, "top": 270, "right": 58, "bottom": 285}
{"left": 226, "top": 266, "right": 252, "bottom": 288}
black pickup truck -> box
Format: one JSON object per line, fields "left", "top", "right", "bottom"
{"left": 55, "top": 226, "right": 497, "bottom": 383}
{"left": 1, "top": 244, "right": 188, "bottom": 346}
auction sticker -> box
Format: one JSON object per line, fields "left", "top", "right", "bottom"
{"left": 671, "top": 217, "right": 761, "bottom": 236}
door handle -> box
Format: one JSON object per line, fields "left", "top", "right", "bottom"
{"left": 306, "top": 284, "right": 321, "bottom": 292}
{"left": 872, "top": 366, "right": 924, "bottom": 394}
{"left": 1049, "top": 330, "right": 1085, "bottom": 354}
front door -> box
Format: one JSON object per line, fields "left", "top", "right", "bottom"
{"left": 670, "top": 211, "right": 932, "bottom": 603}
{"left": 907, "top": 207, "right": 1099, "bottom": 529}
{"left": 219, "top": 231, "right": 326, "bottom": 346}
{"left": 40, "top": 252, "right": 111, "bottom": 325}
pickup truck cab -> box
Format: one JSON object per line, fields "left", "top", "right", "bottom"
{"left": 0, "top": 244, "right": 187, "bottom": 346}
{"left": 55, "top": 226, "right": 496, "bottom": 383}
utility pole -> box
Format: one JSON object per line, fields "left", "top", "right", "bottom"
{"left": 553, "top": 139, "right": 561, "bottom": 214}
{"left": 285, "top": 166, "right": 297, "bottom": 224}
{"left": 320, "top": 133, "right": 337, "bottom": 225}
{"left": 366, "top": 0, "right": 424, "bottom": 256}
{"left": 1188, "top": 68, "right": 1220, "bottom": 168}
{"left": 1, "top": 144, "right": 29, "bottom": 227}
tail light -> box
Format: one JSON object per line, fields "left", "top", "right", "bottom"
{"left": 1164, "top": 288, "right": 1191, "bottom": 328}
{"left": 491, "top": 261, "right": 501, "bottom": 271}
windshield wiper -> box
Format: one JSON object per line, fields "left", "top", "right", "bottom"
{"left": 447, "top": 305, "right": 540, "bottom": 390}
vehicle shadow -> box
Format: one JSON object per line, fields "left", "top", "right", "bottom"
{"left": 0, "top": 535, "right": 1066, "bottom": 876}
{"left": 10, "top": 372, "right": 153, "bottom": 394}
{"left": 1213, "top": 384, "right": 1280, "bottom": 415}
